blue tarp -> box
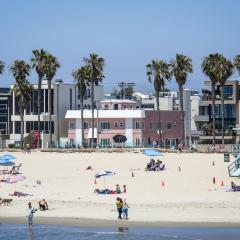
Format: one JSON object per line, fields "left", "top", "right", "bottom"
{"left": 143, "top": 149, "right": 163, "bottom": 156}
{"left": 0, "top": 154, "right": 16, "bottom": 164}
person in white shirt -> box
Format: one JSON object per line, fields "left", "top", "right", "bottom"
{"left": 27, "top": 202, "right": 35, "bottom": 227}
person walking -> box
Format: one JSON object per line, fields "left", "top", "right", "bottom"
{"left": 122, "top": 198, "right": 130, "bottom": 219}
{"left": 116, "top": 197, "right": 122, "bottom": 219}
{"left": 27, "top": 202, "right": 36, "bottom": 227}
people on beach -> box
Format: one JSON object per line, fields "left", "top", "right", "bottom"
{"left": 122, "top": 198, "right": 129, "bottom": 219}
{"left": 116, "top": 197, "right": 123, "bottom": 219}
{"left": 38, "top": 199, "right": 48, "bottom": 211}
{"left": 230, "top": 181, "right": 240, "bottom": 191}
{"left": 123, "top": 185, "right": 127, "bottom": 193}
{"left": 27, "top": 202, "right": 36, "bottom": 227}
{"left": 116, "top": 184, "right": 121, "bottom": 194}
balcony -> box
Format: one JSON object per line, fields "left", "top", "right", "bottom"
{"left": 199, "top": 130, "right": 236, "bottom": 140}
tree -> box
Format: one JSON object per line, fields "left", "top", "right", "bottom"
{"left": 72, "top": 66, "right": 89, "bottom": 147}
{"left": 170, "top": 54, "right": 193, "bottom": 147}
{"left": 83, "top": 53, "right": 105, "bottom": 148}
{"left": 124, "top": 86, "right": 134, "bottom": 98}
{"left": 146, "top": 59, "right": 171, "bottom": 110}
{"left": 31, "top": 49, "right": 48, "bottom": 148}
{"left": 10, "top": 60, "right": 33, "bottom": 149}
{"left": 0, "top": 60, "right": 4, "bottom": 74}
{"left": 45, "top": 53, "right": 60, "bottom": 148}
{"left": 202, "top": 53, "right": 233, "bottom": 146}
{"left": 217, "top": 56, "right": 234, "bottom": 145}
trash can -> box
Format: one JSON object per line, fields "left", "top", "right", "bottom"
{"left": 224, "top": 152, "right": 230, "bottom": 162}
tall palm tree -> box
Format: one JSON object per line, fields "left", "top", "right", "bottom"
{"left": 0, "top": 60, "right": 4, "bottom": 74}
{"left": 146, "top": 59, "right": 171, "bottom": 110}
{"left": 45, "top": 53, "right": 60, "bottom": 148}
{"left": 218, "top": 56, "right": 234, "bottom": 146}
{"left": 83, "top": 54, "right": 105, "bottom": 148}
{"left": 202, "top": 53, "right": 232, "bottom": 146}
{"left": 10, "top": 60, "right": 33, "bottom": 149}
{"left": 31, "top": 49, "right": 48, "bottom": 148}
{"left": 72, "top": 66, "right": 89, "bottom": 147}
{"left": 170, "top": 54, "right": 193, "bottom": 147}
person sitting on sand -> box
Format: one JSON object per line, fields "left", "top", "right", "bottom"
{"left": 116, "top": 184, "right": 121, "bottom": 194}
{"left": 230, "top": 181, "right": 240, "bottom": 191}
{"left": 38, "top": 199, "right": 48, "bottom": 211}
{"left": 123, "top": 185, "right": 127, "bottom": 193}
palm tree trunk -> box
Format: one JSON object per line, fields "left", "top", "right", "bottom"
{"left": 80, "top": 87, "right": 85, "bottom": 148}
{"left": 179, "top": 84, "right": 185, "bottom": 147}
{"left": 48, "top": 79, "right": 52, "bottom": 148}
{"left": 155, "top": 89, "right": 159, "bottom": 110}
{"left": 220, "top": 84, "right": 225, "bottom": 146}
{"left": 211, "top": 83, "right": 216, "bottom": 146}
{"left": 91, "top": 79, "right": 94, "bottom": 148}
{"left": 37, "top": 76, "right": 42, "bottom": 148}
{"left": 20, "top": 102, "right": 24, "bottom": 150}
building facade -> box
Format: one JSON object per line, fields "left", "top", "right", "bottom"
{"left": 65, "top": 109, "right": 182, "bottom": 148}
{"left": 9, "top": 79, "right": 104, "bottom": 147}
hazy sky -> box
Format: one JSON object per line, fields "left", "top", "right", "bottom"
{"left": 1, "top": 0, "right": 240, "bottom": 93}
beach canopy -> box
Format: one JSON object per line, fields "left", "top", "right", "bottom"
{"left": 0, "top": 161, "right": 15, "bottom": 166}
{"left": 0, "top": 154, "right": 16, "bottom": 163}
{"left": 95, "top": 170, "right": 116, "bottom": 178}
{"left": 143, "top": 149, "right": 163, "bottom": 156}
{"left": 95, "top": 170, "right": 116, "bottom": 190}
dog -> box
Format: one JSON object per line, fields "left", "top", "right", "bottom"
{"left": 0, "top": 198, "right": 13, "bottom": 206}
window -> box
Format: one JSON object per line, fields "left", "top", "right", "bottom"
{"left": 173, "top": 122, "right": 176, "bottom": 129}
{"left": 69, "top": 122, "right": 75, "bottom": 129}
{"left": 87, "top": 89, "right": 91, "bottom": 98}
{"left": 135, "top": 138, "right": 141, "bottom": 146}
{"left": 84, "top": 122, "right": 89, "bottom": 129}
{"left": 167, "top": 122, "right": 172, "bottom": 130}
{"left": 100, "top": 122, "right": 110, "bottom": 130}
{"left": 104, "top": 104, "right": 109, "bottom": 109}
{"left": 135, "top": 121, "right": 140, "bottom": 129}
{"left": 123, "top": 104, "right": 127, "bottom": 109}
{"left": 130, "top": 104, "right": 133, "bottom": 109}
{"left": 150, "top": 121, "right": 153, "bottom": 130}
{"left": 114, "top": 121, "right": 118, "bottom": 127}
{"left": 101, "top": 138, "right": 110, "bottom": 147}
{"left": 142, "top": 121, "right": 145, "bottom": 129}
{"left": 120, "top": 121, "right": 124, "bottom": 127}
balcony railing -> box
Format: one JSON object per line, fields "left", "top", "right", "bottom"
{"left": 201, "top": 95, "right": 233, "bottom": 101}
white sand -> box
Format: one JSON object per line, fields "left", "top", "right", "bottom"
{"left": 0, "top": 151, "right": 240, "bottom": 223}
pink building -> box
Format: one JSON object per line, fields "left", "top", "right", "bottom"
{"left": 65, "top": 109, "right": 182, "bottom": 148}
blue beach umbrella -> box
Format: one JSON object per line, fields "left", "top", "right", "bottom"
{"left": 143, "top": 149, "right": 163, "bottom": 157}
{"left": 0, "top": 154, "right": 16, "bottom": 163}
{"left": 95, "top": 170, "right": 116, "bottom": 189}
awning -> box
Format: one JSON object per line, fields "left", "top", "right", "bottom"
{"left": 87, "top": 128, "right": 97, "bottom": 139}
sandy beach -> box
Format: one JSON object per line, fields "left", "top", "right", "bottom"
{"left": 1, "top": 151, "right": 240, "bottom": 226}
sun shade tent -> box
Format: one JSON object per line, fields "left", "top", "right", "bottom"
{"left": 0, "top": 154, "right": 16, "bottom": 163}
{"left": 95, "top": 170, "right": 116, "bottom": 189}
{"left": 143, "top": 149, "right": 164, "bottom": 160}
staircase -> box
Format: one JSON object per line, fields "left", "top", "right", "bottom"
{"left": 228, "top": 155, "right": 240, "bottom": 177}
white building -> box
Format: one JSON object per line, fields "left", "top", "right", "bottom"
{"left": 9, "top": 79, "right": 104, "bottom": 148}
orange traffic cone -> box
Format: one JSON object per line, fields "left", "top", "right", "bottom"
{"left": 221, "top": 180, "right": 224, "bottom": 186}
{"left": 212, "top": 161, "right": 215, "bottom": 166}
{"left": 161, "top": 181, "right": 165, "bottom": 187}
{"left": 213, "top": 176, "right": 216, "bottom": 184}
{"left": 178, "top": 166, "right": 181, "bottom": 171}
{"left": 94, "top": 178, "right": 97, "bottom": 184}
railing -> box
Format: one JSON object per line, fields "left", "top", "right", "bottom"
{"left": 228, "top": 155, "right": 240, "bottom": 177}
{"left": 201, "top": 95, "right": 233, "bottom": 101}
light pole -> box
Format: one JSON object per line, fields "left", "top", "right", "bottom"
{"left": 95, "top": 100, "right": 100, "bottom": 148}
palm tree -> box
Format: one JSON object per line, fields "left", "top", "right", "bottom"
{"left": 218, "top": 56, "right": 234, "bottom": 145}
{"left": 31, "top": 49, "right": 48, "bottom": 148}
{"left": 0, "top": 60, "right": 4, "bottom": 74}
{"left": 72, "top": 66, "right": 89, "bottom": 148}
{"left": 83, "top": 54, "right": 105, "bottom": 148}
{"left": 10, "top": 60, "right": 33, "bottom": 149}
{"left": 170, "top": 54, "right": 193, "bottom": 147}
{"left": 202, "top": 54, "right": 233, "bottom": 146}
{"left": 146, "top": 59, "right": 171, "bottom": 110}
{"left": 45, "top": 53, "right": 60, "bottom": 148}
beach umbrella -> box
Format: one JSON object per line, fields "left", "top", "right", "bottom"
{"left": 95, "top": 170, "right": 116, "bottom": 189}
{"left": 143, "top": 149, "right": 163, "bottom": 157}
{"left": 0, "top": 161, "right": 15, "bottom": 166}
{"left": 5, "top": 174, "right": 26, "bottom": 192}
{"left": 0, "top": 154, "right": 16, "bottom": 162}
